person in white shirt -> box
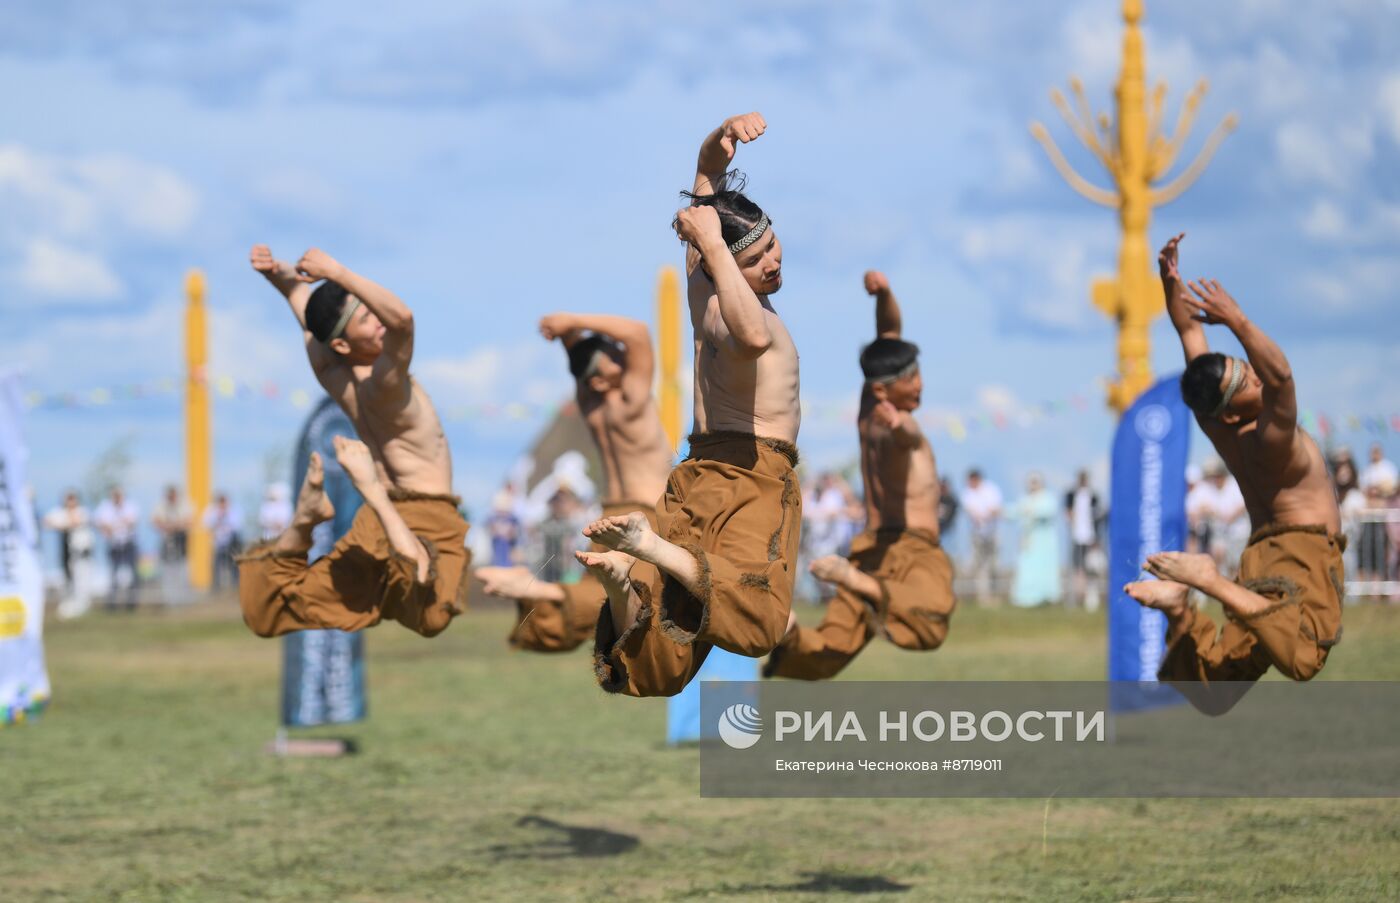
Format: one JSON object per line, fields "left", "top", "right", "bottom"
{"left": 93, "top": 486, "right": 141, "bottom": 610}
{"left": 959, "top": 469, "right": 1003, "bottom": 606}
{"left": 43, "top": 491, "right": 96, "bottom": 619}
{"left": 1360, "top": 443, "right": 1398, "bottom": 493}
{"left": 258, "top": 483, "right": 293, "bottom": 542}
{"left": 1187, "top": 460, "right": 1246, "bottom": 577}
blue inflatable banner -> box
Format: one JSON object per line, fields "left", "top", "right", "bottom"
{"left": 281, "top": 397, "right": 368, "bottom": 728}
{"left": 1107, "top": 375, "right": 1190, "bottom": 712}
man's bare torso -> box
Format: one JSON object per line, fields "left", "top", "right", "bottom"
{"left": 688, "top": 275, "right": 801, "bottom": 443}
{"left": 1202, "top": 420, "right": 1339, "bottom": 534}
{"left": 858, "top": 390, "right": 941, "bottom": 535}
{"left": 320, "top": 369, "right": 453, "bottom": 496}
{"left": 580, "top": 392, "right": 673, "bottom": 506}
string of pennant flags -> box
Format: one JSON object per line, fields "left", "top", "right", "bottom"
{"left": 21, "top": 374, "right": 1400, "bottom": 442}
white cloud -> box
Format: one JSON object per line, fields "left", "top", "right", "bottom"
{"left": 1379, "top": 71, "right": 1400, "bottom": 146}
{"left": 416, "top": 341, "right": 567, "bottom": 410}
{"left": 1274, "top": 119, "right": 1374, "bottom": 190}
{"left": 976, "top": 384, "right": 1019, "bottom": 411}
{"left": 0, "top": 143, "right": 198, "bottom": 241}
{"left": 1300, "top": 199, "right": 1346, "bottom": 241}
{"left": 16, "top": 238, "right": 123, "bottom": 302}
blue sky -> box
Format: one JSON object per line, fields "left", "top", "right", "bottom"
{"left": 5, "top": 0, "right": 1400, "bottom": 527}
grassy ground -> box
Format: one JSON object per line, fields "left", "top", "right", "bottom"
{"left": 3, "top": 599, "right": 1399, "bottom": 902}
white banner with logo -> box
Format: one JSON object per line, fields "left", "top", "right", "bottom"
{"left": 0, "top": 371, "right": 50, "bottom": 724}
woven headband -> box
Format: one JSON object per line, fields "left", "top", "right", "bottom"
{"left": 868, "top": 360, "right": 919, "bottom": 385}
{"left": 327, "top": 297, "right": 361, "bottom": 342}
{"left": 1210, "top": 357, "right": 1245, "bottom": 418}
{"left": 728, "top": 214, "right": 771, "bottom": 254}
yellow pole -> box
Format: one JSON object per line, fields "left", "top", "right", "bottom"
{"left": 185, "top": 269, "right": 212, "bottom": 591}
{"left": 656, "top": 266, "right": 682, "bottom": 453}
{"left": 1030, "top": 0, "right": 1236, "bottom": 414}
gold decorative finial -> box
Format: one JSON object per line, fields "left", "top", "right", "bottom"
{"left": 1029, "top": 0, "right": 1236, "bottom": 413}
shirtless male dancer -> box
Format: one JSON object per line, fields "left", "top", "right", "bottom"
{"left": 577, "top": 112, "right": 804, "bottom": 697}
{"left": 1125, "top": 233, "right": 1343, "bottom": 700}
{"left": 477, "top": 314, "right": 672, "bottom": 652}
{"left": 765, "top": 271, "right": 956, "bottom": 679}
{"left": 238, "top": 245, "right": 469, "bottom": 638}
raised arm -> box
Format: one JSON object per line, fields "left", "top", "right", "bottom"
{"left": 250, "top": 244, "right": 337, "bottom": 377}
{"left": 296, "top": 249, "right": 415, "bottom": 378}
{"left": 1159, "top": 233, "right": 1209, "bottom": 363}
{"left": 693, "top": 112, "right": 766, "bottom": 196}
{"left": 674, "top": 205, "right": 772, "bottom": 357}
{"left": 1184, "top": 278, "right": 1297, "bottom": 450}
{"left": 540, "top": 312, "right": 654, "bottom": 403}
{"left": 864, "top": 270, "right": 902, "bottom": 338}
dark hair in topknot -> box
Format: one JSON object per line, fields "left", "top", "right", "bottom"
{"left": 1181, "top": 353, "right": 1228, "bottom": 417}
{"left": 679, "top": 170, "right": 768, "bottom": 249}
{"left": 305, "top": 281, "right": 352, "bottom": 344}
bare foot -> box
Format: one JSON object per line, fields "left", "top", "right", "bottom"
{"left": 333, "top": 435, "right": 380, "bottom": 493}
{"left": 292, "top": 452, "right": 336, "bottom": 527}
{"left": 1144, "top": 551, "right": 1218, "bottom": 590}
{"left": 477, "top": 566, "right": 562, "bottom": 602}
{"left": 809, "top": 555, "right": 852, "bottom": 585}
{"left": 1124, "top": 579, "right": 1190, "bottom": 617}
{"left": 583, "top": 512, "right": 656, "bottom": 560}
{"left": 576, "top": 550, "right": 636, "bottom": 603}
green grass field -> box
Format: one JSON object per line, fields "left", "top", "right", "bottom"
{"left": 4, "top": 599, "right": 1399, "bottom": 902}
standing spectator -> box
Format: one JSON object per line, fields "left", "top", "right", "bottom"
{"left": 1012, "top": 473, "right": 1061, "bottom": 607}
{"left": 202, "top": 492, "right": 244, "bottom": 590}
{"left": 960, "top": 468, "right": 1003, "bottom": 606}
{"left": 486, "top": 487, "right": 524, "bottom": 567}
{"left": 1063, "top": 470, "right": 1101, "bottom": 610}
{"left": 936, "top": 476, "right": 959, "bottom": 538}
{"left": 1357, "top": 481, "right": 1392, "bottom": 585}
{"left": 801, "top": 472, "right": 861, "bottom": 601}
{"left": 533, "top": 485, "right": 589, "bottom": 585}
{"left": 1183, "top": 463, "right": 1203, "bottom": 552}
{"left": 1335, "top": 458, "right": 1366, "bottom": 581}
{"left": 1360, "top": 443, "right": 1398, "bottom": 493}
{"left": 43, "top": 491, "right": 96, "bottom": 619}
{"left": 1187, "top": 459, "right": 1246, "bottom": 579}
{"left": 93, "top": 486, "right": 141, "bottom": 610}
{"left": 152, "top": 485, "right": 192, "bottom": 605}
{"left": 152, "top": 485, "right": 191, "bottom": 564}
{"left": 258, "top": 483, "right": 293, "bottom": 541}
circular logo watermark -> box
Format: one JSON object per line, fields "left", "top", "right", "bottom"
{"left": 1134, "top": 404, "right": 1172, "bottom": 442}
{"left": 717, "top": 703, "right": 763, "bottom": 749}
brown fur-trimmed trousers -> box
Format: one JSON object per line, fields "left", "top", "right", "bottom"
{"left": 238, "top": 491, "right": 471, "bottom": 638}
{"left": 593, "top": 432, "right": 802, "bottom": 697}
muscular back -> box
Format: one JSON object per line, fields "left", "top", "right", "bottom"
{"left": 319, "top": 367, "right": 453, "bottom": 496}
{"left": 1201, "top": 419, "right": 1339, "bottom": 534}
{"left": 688, "top": 275, "right": 801, "bottom": 443}
{"left": 858, "top": 388, "right": 941, "bottom": 535}
{"left": 579, "top": 390, "right": 673, "bottom": 507}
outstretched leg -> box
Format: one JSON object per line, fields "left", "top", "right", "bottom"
{"left": 584, "top": 512, "right": 703, "bottom": 598}
{"left": 334, "top": 436, "right": 430, "bottom": 583}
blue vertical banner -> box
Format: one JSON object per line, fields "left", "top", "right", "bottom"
{"left": 1108, "top": 375, "right": 1190, "bottom": 712}
{"left": 281, "top": 397, "right": 367, "bottom": 728}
